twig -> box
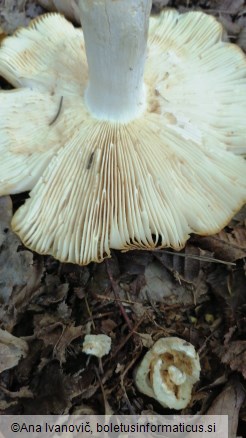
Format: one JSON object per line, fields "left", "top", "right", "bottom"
{"left": 106, "top": 260, "right": 133, "bottom": 330}
{"left": 110, "top": 315, "right": 145, "bottom": 359}
{"left": 154, "top": 249, "right": 236, "bottom": 266}
{"left": 84, "top": 294, "right": 96, "bottom": 330}
{"left": 94, "top": 366, "right": 113, "bottom": 414}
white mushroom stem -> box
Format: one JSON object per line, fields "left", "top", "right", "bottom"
{"left": 78, "top": 0, "right": 151, "bottom": 123}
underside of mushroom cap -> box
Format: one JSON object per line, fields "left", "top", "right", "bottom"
{"left": 0, "top": 14, "right": 87, "bottom": 194}
{"left": 11, "top": 115, "right": 246, "bottom": 265}
{"left": 0, "top": 89, "right": 74, "bottom": 194}
{"left": 0, "top": 10, "right": 246, "bottom": 265}
{"left": 0, "top": 14, "right": 86, "bottom": 92}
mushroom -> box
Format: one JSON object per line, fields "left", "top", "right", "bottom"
{"left": 0, "top": 0, "right": 245, "bottom": 265}
{"left": 82, "top": 334, "right": 111, "bottom": 358}
{"left": 134, "top": 337, "right": 201, "bottom": 410}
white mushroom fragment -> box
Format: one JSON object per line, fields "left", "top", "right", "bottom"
{"left": 134, "top": 337, "right": 201, "bottom": 410}
{"left": 82, "top": 334, "right": 111, "bottom": 358}
{"left": 0, "top": 0, "right": 245, "bottom": 265}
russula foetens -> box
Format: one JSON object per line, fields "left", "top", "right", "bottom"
{"left": 134, "top": 337, "right": 201, "bottom": 410}
{"left": 0, "top": 0, "right": 245, "bottom": 265}
{"left": 82, "top": 334, "right": 111, "bottom": 358}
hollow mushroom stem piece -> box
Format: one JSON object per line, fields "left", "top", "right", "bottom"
{"left": 78, "top": 0, "right": 151, "bottom": 123}
{"left": 134, "top": 337, "right": 201, "bottom": 410}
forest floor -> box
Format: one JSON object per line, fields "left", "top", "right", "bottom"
{"left": 0, "top": 1, "right": 246, "bottom": 437}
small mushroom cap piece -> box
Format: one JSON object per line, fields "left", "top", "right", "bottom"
{"left": 82, "top": 334, "right": 111, "bottom": 358}
{"left": 0, "top": 5, "right": 245, "bottom": 265}
{"left": 134, "top": 337, "right": 201, "bottom": 410}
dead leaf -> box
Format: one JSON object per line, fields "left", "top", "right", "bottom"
{"left": 140, "top": 259, "right": 194, "bottom": 304}
{"left": 237, "top": 25, "right": 246, "bottom": 52}
{"left": 100, "top": 319, "right": 117, "bottom": 334}
{"left": 194, "top": 228, "right": 246, "bottom": 262}
{"left": 152, "top": 0, "right": 171, "bottom": 13}
{"left": 0, "top": 385, "right": 33, "bottom": 399}
{"left": 0, "top": 399, "right": 18, "bottom": 411}
{"left": 218, "top": 15, "right": 241, "bottom": 35}
{"left": 0, "top": 329, "right": 28, "bottom": 373}
{"left": 0, "top": 197, "right": 44, "bottom": 329}
{"left": 0, "top": 0, "right": 43, "bottom": 33}
{"left": 34, "top": 315, "right": 83, "bottom": 363}
{"left": 0, "top": 196, "right": 12, "bottom": 246}
{"left": 135, "top": 333, "right": 153, "bottom": 348}
{"left": 207, "top": 377, "right": 245, "bottom": 438}
{"left": 219, "top": 341, "right": 246, "bottom": 378}
{"left": 216, "top": 0, "right": 244, "bottom": 15}
{"left": 207, "top": 266, "right": 246, "bottom": 319}
{"left": 22, "top": 362, "right": 77, "bottom": 414}
{"left": 54, "top": 324, "right": 83, "bottom": 363}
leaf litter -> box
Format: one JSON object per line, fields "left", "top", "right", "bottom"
{"left": 0, "top": 0, "right": 246, "bottom": 436}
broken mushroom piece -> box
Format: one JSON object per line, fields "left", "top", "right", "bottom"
{"left": 82, "top": 334, "right": 112, "bottom": 358}
{"left": 134, "top": 337, "right": 201, "bottom": 410}
{"left": 0, "top": 0, "right": 245, "bottom": 265}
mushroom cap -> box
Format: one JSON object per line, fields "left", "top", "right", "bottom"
{"left": 0, "top": 10, "right": 245, "bottom": 265}
{"left": 0, "top": 14, "right": 86, "bottom": 195}
{"left": 134, "top": 337, "right": 201, "bottom": 410}
{"left": 82, "top": 334, "right": 112, "bottom": 358}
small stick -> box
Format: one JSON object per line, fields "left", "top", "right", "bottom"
{"left": 87, "top": 151, "right": 95, "bottom": 170}
{"left": 106, "top": 259, "right": 133, "bottom": 330}
{"left": 49, "top": 96, "right": 63, "bottom": 126}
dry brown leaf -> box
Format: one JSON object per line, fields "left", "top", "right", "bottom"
{"left": 218, "top": 15, "right": 241, "bottom": 35}
{"left": 237, "top": 25, "right": 246, "bottom": 52}
{"left": 0, "top": 385, "right": 33, "bottom": 399}
{"left": 100, "top": 319, "right": 117, "bottom": 334}
{"left": 207, "top": 377, "right": 245, "bottom": 438}
{"left": 0, "top": 328, "right": 28, "bottom": 373}
{"left": 34, "top": 315, "right": 83, "bottom": 363}
{"left": 53, "top": 324, "right": 83, "bottom": 363}
{"left": 135, "top": 332, "right": 154, "bottom": 348}
{"left": 0, "top": 399, "right": 18, "bottom": 411}
{"left": 140, "top": 260, "right": 190, "bottom": 303}
{"left": 21, "top": 362, "right": 77, "bottom": 414}
{"left": 0, "top": 196, "right": 43, "bottom": 329}
{"left": 140, "top": 252, "right": 208, "bottom": 305}
{"left": 0, "top": 196, "right": 12, "bottom": 248}
{"left": 219, "top": 341, "right": 246, "bottom": 378}
{"left": 216, "top": 0, "right": 244, "bottom": 15}
{"left": 152, "top": 0, "right": 171, "bottom": 13}
{"left": 36, "top": 277, "right": 69, "bottom": 307}
{"left": 37, "top": 0, "right": 80, "bottom": 23}
{"left": 0, "top": 0, "right": 42, "bottom": 33}
{"left": 207, "top": 266, "right": 246, "bottom": 318}
{"left": 195, "top": 228, "right": 246, "bottom": 262}
{"left": 155, "top": 243, "right": 212, "bottom": 283}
